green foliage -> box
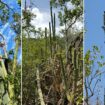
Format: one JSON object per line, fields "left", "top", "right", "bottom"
{"left": 18, "top": 0, "right": 21, "bottom": 6}
{"left": 85, "top": 46, "right": 105, "bottom": 77}
{"left": 22, "top": 9, "right": 36, "bottom": 30}
{"left": 84, "top": 46, "right": 105, "bottom": 104}
{"left": 50, "top": 0, "right": 83, "bottom": 27}
{"left": 0, "top": 1, "right": 9, "bottom": 25}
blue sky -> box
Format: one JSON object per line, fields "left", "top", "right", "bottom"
{"left": 33, "top": 0, "right": 50, "bottom": 11}
{"left": 22, "top": 0, "right": 51, "bottom": 29}
{"left": 0, "top": 0, "right": 21, "bottom": 62}
{"left": 30, "top": 0, "right": 60, "bottom": 30}
{"left": 22, "top": 0, "right": 50, "bottom": 11}
{"left": 85, "top": 0, "right": 105, "bottom": 104}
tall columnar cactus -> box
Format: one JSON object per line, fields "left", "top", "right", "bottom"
{"left": 25, "top": 0, "right": 27, "bottom": 10}
{"left": 45, "top": 27, "right": 47, "bottom": 59}
{"left": 60, "top": 54, "right": 67, "bottom": 91}
{"left": 65, "top": 35, "right": 83, "bottom": 104}
{"left": 50, "top": 5, "right": 53, "bottom": 35}
{"left": 50, "top": 4, "right": 56, "bottom": 55}
{"left": 49, "top": 22, "right": 52, "bottom": 58}
{"left": 53, "top": 13, "right": 56, "bottom": 41}
{"left": 73, "top": 47, "right": 77, "bottom": 96}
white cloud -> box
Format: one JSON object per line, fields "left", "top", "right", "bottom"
{"left": 66, "top": 2, "right": 83, "bottom": 30}
{"left": 30, "top": 7, "right": 83, "bottom": 35}
{"left": 73, "top": 21, "right": 83, "bottom": 30}
{"left": 66, "top": 2, "right": 75, "bottom": 10}
{"left": 31, "top": 8, "right": 50, "bottom": 29}
{"left": 30, "top": 7, "right": 64, "bottom": 35}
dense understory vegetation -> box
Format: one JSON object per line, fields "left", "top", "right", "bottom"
{"left": 22, "top": 0, "right": 83, "bottom": 105}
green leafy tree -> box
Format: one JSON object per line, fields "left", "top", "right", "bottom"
{"left": 50, "top": 0, "right": 83, "bottom": 62}
{"left": 84, "top": 46, "right": 105, "bottom": 105}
